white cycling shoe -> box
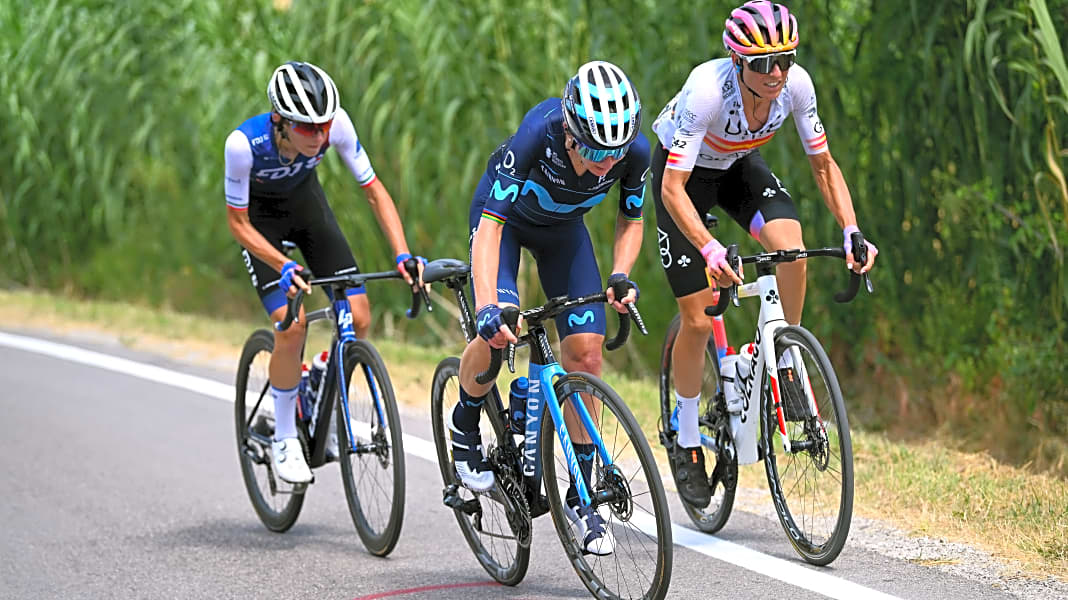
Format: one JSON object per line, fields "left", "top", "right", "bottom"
{"left": 564, "top": 499, "right": 615, "bottom": 556}
{"left": 272, "top": 438, "right": 312, "bottom": 484}
{"left": 448, "top": 411, "right": 495, "bottom": 492}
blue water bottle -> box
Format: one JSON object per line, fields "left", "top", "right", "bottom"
{"left": 508, "top": 377, "right": 529, "bottom": 434}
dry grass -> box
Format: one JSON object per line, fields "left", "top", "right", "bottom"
{"left": 1, "top": 288, "right": 1064, "bottom": 580}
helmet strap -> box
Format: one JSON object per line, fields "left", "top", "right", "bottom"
{"left": 270, "top": 112, "right": 297, "bottom": 166}
{"left": 736, "top": 60, "right": 764, "bottom": 99}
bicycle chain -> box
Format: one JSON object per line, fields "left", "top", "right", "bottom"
{"left": 489, "top": 446, "right": 532, "bottom": 549}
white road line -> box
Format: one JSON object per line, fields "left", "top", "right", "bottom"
{"left": 0, "top": 331, "right": 902, "bottom": 600}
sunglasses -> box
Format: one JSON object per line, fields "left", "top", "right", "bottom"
{"left": 740, "top": 51, "right": 796, "bottom": 75}
{"left": 575, "top": 139, "right": 630, "bottom": 163}
{"left": 289, "top": 119, "right": 332, "bottom": 137}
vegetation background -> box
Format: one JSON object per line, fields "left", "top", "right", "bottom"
{"left": 1, "top": 0, "right": 1065, "bottom": 474}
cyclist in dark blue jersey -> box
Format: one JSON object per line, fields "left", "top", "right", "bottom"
{"left": 451, "top": 61, "right": 647, "bottom": 556}
{"left": 224, "top": 61, "right": 424, "bottom": 485}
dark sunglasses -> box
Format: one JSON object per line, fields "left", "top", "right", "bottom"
{"left": 290, "top": 119, "right": 332, "bottom": 137}
{"left": 740, "top": 51, "right": 796, "bottom": 75}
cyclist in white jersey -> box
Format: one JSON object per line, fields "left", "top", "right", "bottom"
{"left": 224, "top": 61, "right": 425, "bottom": 484}
{"left": 651, "top": 1, "right": 878, "bottom": 507}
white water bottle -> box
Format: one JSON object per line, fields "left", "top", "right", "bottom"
{"left": 720, "top": 353, "right": 743, "bottom": 414}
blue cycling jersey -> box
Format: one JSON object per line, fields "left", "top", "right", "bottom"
{"left": 233, "top": 113, "right": 328, "bottom": 196}
{"left": 478, "top": 99, "right": 651, "bottom": 227}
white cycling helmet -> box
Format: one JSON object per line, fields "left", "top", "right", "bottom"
{"left": 562, "top": 61, "right": 641, "bottom": 150}
{"left": 267, "top": 61, "right": 338, "bottom": 124}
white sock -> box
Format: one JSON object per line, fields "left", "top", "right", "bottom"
{"left": 676, "top": 391, "right": 701, "bottom": 448}
{"left": 271, "top": 384, "right": 300, "bottom": 441}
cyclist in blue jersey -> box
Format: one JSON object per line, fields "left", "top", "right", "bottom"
{"left": 224, "top": 61, "right": 425, "bottom": 485}
{"left": 451, "top": 61, "right": 647, "bottom": 556}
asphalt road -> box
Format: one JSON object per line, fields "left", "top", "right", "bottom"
{"left": 0, "top": 330, "right": 1034, "bottom": 600}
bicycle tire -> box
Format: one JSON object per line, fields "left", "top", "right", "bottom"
{"left": 542, "top": 372, "right": 673, "bottom": 600}
{"left": 658, "top": 314, "right": 737, "bottom": 533}
{"left": 337, "top": 339, "right": 406, "bottom": 557}
{"left": 234, "top": 329, "right": 305, "bottom": 532}
{"left": 762, "top": 325, "right": 854, "bottom": 565}
{"left": 429, "top": 357, "right": 530, "bottom": 586}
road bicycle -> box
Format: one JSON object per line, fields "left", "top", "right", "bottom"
{"left": 658, "top": 214, "right": 873, "bottom": 566}
{"left": 234, "top": 248, "right": 428, "bottom": 556}
{"left": 425, "top": 259, "right": 673, "bottom": 600}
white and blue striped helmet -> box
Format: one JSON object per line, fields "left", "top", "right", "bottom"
{"left": 562, "top": 61, "right": 641, "bottom": 151}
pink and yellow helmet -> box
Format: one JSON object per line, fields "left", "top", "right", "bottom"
{"left": 723, "top": 1, "right": 799, "bottom": 56}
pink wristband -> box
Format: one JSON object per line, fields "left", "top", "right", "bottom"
{"left": 699, "top": 239, "right": 725, "bottom": 261}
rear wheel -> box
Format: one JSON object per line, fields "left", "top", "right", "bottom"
{"left": 234, "top": 329, "right": 305, "bottom": 532}
{"left": 429, "top": 357, "right": 529, "bottom": 586}
{"left": 658, "top": 314, "right": 737, "bottom": 533}
{"left": 543, "top": 372, "right": 673, "bottom": 600}
{"left": 763, "top": 326, "right": 854, "bottom": 565}
{"left": 337, "top": 340, "right": 405, "bottom": 556}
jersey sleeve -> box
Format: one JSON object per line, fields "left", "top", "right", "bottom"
{"left": 224, "top": 130, "right": 252, "bottom": 210}
{"left": 788, "top": 67, "right": 829, "bottom": 155}
{"left": 660, "top": 72, "right": 720, "bottom": 172}
{"left": 618, "top": 133, "right": 650, "bottom": 221}
{"left": 330, "top": 107, "right": 378, "bottom": 187}
{"left": 479, "top": 118, "right": 541, "bottom": 225}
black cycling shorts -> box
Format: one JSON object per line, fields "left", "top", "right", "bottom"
{"left": 651, "top": 144, "right": 799, "bottom": 298}
{"left": 239, "top": 171, "right": 363, "bottom": 314}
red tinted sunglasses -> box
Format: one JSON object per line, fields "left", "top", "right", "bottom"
{"left": 290, "top": 119, "right": 332, "bottom": 137}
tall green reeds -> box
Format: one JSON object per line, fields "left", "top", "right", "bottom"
{"left": 0, "top": 0, "right": 1065, "bottom": 471}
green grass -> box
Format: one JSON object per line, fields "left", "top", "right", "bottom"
{"left": 1, "top": 287, "right": 1064, "bottom": 579}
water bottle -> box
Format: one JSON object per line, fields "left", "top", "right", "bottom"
{"left": 734, "top": 342, "right": 754, "bottom": 396}
{"left": 508, "top": 377, "right": 529, "bottom": 434}
{"left": 309, "top": 350, "right": 329, "bottom": 399}
{"left": 297, "top": 364, "right": 313, "bottom": 423}
{"left": 720, "top": 350, "right": 742, "bottom": 414}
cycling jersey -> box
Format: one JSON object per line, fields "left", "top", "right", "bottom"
{"left": 224, "top": 107, "right": 376, "bottom": 209}
{"left": 477, "top": 98, "right": 651, "bottom": 228}
{"left": 652, "top": 59, "right": 827, "bottom": 171}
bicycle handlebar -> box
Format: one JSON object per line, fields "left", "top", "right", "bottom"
{"left": 474, "top": 293, "right": 648, "bottom": 384}
{"left": 704, "top": 241, "right": 874, "bottom": 317}
{"left": 274, "top": 262, "right": 431, "bottom": 331}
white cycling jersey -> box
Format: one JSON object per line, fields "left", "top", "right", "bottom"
{"left": 652, "top": 58, "right": 828, "bottom": 172}
{"left": 224, "top": 107, "right": 375, "bottom": 210}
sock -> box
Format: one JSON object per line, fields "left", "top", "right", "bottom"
{"left": 567, "top": 443, "right": 596, "bottom": 506}
{"left": 452, "top": 386, "right": 486, "bottom": 432}
{"left": 676, "top": 391, "right": 701, "bottom": 448}
{"left": 271, "top": 384, "right": 300, "bottom": 441}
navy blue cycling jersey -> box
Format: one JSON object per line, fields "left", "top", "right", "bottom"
{"left": 478, "top": 98, "right": 651, "bottom": 227}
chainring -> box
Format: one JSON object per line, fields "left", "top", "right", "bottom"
{"left": 489, "top": 446, "right": 532, "bottom": 549}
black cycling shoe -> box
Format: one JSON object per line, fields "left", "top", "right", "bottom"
{"left": 667, "top": 439, "right": 712, "bottom": 508}
{"left": 778, "top": 367, "right": 809, "bottom": 422}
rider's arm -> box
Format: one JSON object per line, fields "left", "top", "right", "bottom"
{"left": 223, "top": 131, "right": 291, "bottom": 273}
{"left": 611, "top": 134, "right": 650, "bottom": 277}
{"left": 471, "top": 220, "right": 504, "bottom": 309}
{"left": 807, "top": 150, "right": 857, "bottom": 230}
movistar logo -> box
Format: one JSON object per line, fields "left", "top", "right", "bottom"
{"left": 567, "top": 311, "right": 596, "bottom": 327}
{"left": 625, "top": 190, "right": 645, "bottom": 210}
{"left": 477, "top": 313, "right": 493, "bottom": 329}
{"left": 491, "top": 181, "right": 519, "bottom": 203}
{"left": 522, "top": 179, "right": 607, "bottom": 214}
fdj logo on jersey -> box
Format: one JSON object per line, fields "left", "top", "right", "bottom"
{"left": 255, "top": 155, "right": 323, "bottom": 180}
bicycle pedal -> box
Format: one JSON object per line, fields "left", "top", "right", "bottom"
{"left": 658, "top": 430, "right": 676, "bottom": 448}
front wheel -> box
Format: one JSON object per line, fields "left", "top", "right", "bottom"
{"left": 762, "top": 325, "right": 854, "bottom": 565}
{"left": 234, "top": 329, "right": 305, "bottom": 532}
{"left": 429, "top": 357, "right": 529, "bottom": 586}
{"left": 337, "top": 340, "right": 405, "bottom": 556}
{"left": 543, "top": 372, "right": 673, "bottom": 600}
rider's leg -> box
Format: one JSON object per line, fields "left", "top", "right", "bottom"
{"left": 346, "top": 291, "right": 371, "bottom": 339}
{"left": 559, "top": 332, "right": 605, "bottom": 445}
{"left": 451, "top": 336, "right": 504, "bottom": 492}
{"left": 758, "top": 218, "right": 806, "bottom": 325}
{"left": 267, "top": 303, "right": 313, "bottom": 483}
{"left": 673, "top": 287, "right": 719, "bottom": 447}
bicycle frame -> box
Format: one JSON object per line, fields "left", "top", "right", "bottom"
{"left": 716, "top": 263, "right": 817, "bottom": 457}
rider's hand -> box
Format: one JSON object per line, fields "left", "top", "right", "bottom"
{"left": 476, "top": 304, "right": 518, "bottom": 349}
{"left": 605, "top": 272, "right": 639, "bottom": 314}
{"left": 700, "top": 239, "right": 743, "bottom": 287}
{"left": 279, "top": 261, "right": 310, "bottom": 297}
{"left": 842, "top": 226, "right": 878, "bottom": 274}
{"left": 395, "top": 253, "right": 429, "bottom": 291}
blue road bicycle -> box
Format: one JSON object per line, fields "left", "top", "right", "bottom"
{"left": 234, "top": 249, "right": 428, "bottom": 556}
{"left": 425, "top": 259, "right": 673, "bottom": 600}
